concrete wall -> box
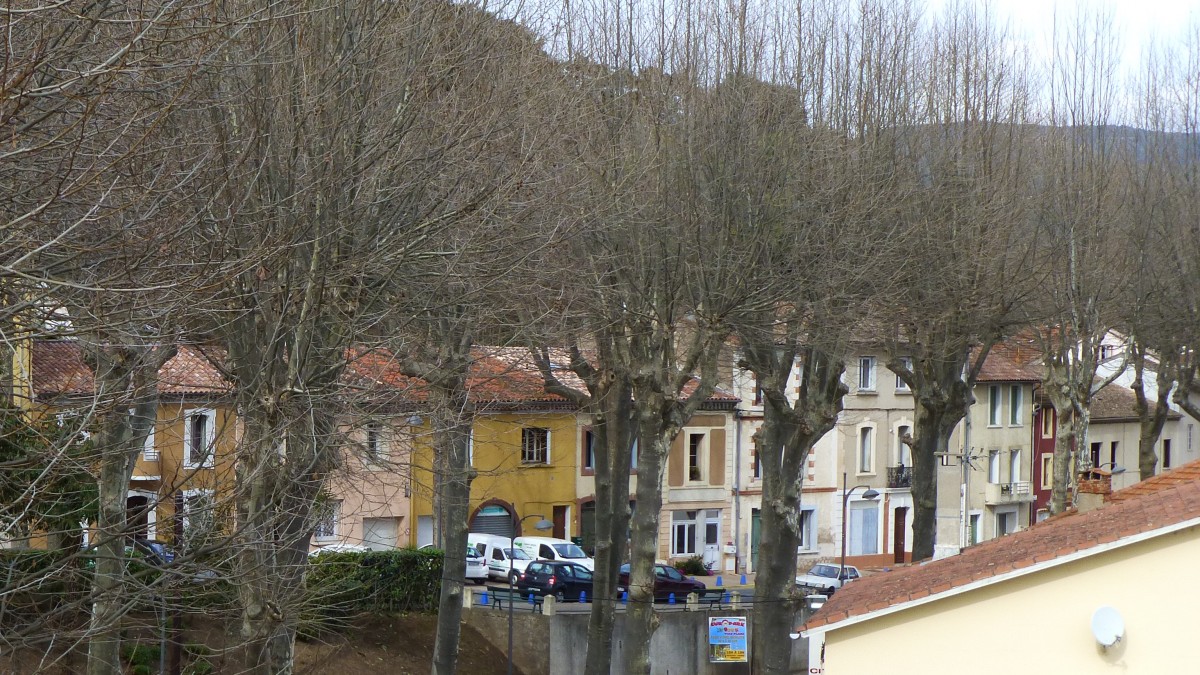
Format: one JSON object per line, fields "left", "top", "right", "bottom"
{"left": 465, "top": 603, "right": 809, "bottom": 675}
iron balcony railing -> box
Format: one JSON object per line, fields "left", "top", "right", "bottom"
{"left": 887, "top": 465, "right": 912, "bottom": 489}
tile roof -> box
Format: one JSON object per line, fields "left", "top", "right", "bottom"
{"left": 32, "top": 341, "right": 230, "bottom": 398}
{"left": 801, "top": 458, "right": 1200, "bottom": 634}
{"left": 975, "top": 343, "right": 1042, "bottom": 382}
{"left": 1088, "top": 382, "right": 1181, "bottom": 422}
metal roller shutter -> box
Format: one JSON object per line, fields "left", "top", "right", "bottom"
{"left": 470, "top": 505, "right": 514, "bottom": 538}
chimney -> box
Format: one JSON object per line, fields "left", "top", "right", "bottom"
{"left": 1076, "top": 468, "right": 1113, "bottom": 514}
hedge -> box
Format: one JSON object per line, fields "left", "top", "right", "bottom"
{"left": 303, "top": 548, "right": 443, "bottom": 632}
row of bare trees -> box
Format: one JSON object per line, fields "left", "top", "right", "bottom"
{"left": 5, "top": 0, "right": 1200, "bottom": 673}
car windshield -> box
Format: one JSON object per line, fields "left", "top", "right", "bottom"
{"left": 811, "top": 565, "right": 836, "bottom": 578}
{"left": 552, "top": 543, "right": 588, "bottom": 559}
{"left": 467, "top": 546, "right": 482, "bottom": 559}
{"left": 504, "top": 547, "right": 531, "bottom": 560}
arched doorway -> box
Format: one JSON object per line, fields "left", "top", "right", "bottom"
{"left": 469, "top": 503, "right": 515, "bottom": 538}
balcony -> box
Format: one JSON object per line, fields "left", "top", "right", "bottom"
{"left": 887, "top": 465, "right": 912, "bottom": 489}
{"left": 985, "top": 481, "right": 1035, "bottom": 505}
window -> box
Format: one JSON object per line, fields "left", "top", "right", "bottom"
{"left": 630, "top": 438, "right": 638, "bottom": 471}
{"left": 797, "top": 507, "right": 817, "bottom": 550}
{"left": 1090, "top": 442, "right": 1102, "bottom": 468}
{"left": 858, "top": 426, "right": 874, "bottom": 473}
{"left": 1109, "top": 441, "right": 1118, "bottom": 467}
{"left": 751, "top": 437, "right": 761, "bottom": 479}
{"left": 521, "top": 427, "right": 550, "bottom": 465}
{"left": 671, "top": 510, "right": 698, "bottom": 556}
{"left": 365, "top": 421, "right": 387, "bottom": 463}
{"left": 687, "top": 433, "right": 706, "bottom": 482}
{"left": 858, "top": 357, "right": 876, "bottom": 392}
{"left": 988, "top": 450, "right": 1001, "bottom": 484}
{"left": 1008, "top": 449, "right": 1021, "bottom": 482}
{"left": 895, "top": 357, "right": 912, "bottom": 392}
{"left": 1040, "top": 454, "right": 1053, "bottom": 490}
{"left": 183, "top": 409, "right": 215, "bottom": 469}
{"left": 895, "top": 425, "right": 911, "bottom": 466}
{"left": 131, "top": 409, "right": 157, "bottom": 461}
{"left": 988, "top": 386, "right": 1001, "bottom": 426}
{"left": 1163, "top": 439, "right": 1172, "bottom": 469}
{"left": 582, "top": 428, "right": 595, "bottom": 473}
{"left": 314, "top": 500, "right": 340, "bottom": 539}
{"left": 182, "top": 489, "right": 215, "bottom": 547}
{"left": 1041, "top": 408, "right": 1055, "bottom": 438}
{"left": 1099, "top": 344, "right": 1114, "bottom": 361}
{"left": 753, "top": 377, "right": 763, "bottom": 405}
{"left": 968, "top": 513, "right": 981, "bottom": 545}
{"left": 996, "top": 510, "right": 1016, "bottom": 536}
{"left": 1009, "top": 386, "right": 1023, "bottom": 426}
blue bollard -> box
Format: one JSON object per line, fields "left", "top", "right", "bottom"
{"left": 621, "top": 591, "right": 628, "bottom": 604}
{"left": 716, "top": 576, "right": 723, "bottom": 587}
{"left": 528, "top": 592, "right": 536, "bottom": 604}
{"left": 740, "top": 574, "right": 747, "bottom": 585}
{"left": 481, "top": 590, "right": 489, "bottom": 605}
{"left": 723, "top": 592, "right": 730, "bottom": 603}
{"left": 668, "top": 592, "right": 676, "bottom": 605}
{"left": 580, "top": 591, "right": 587, "bottom": 603}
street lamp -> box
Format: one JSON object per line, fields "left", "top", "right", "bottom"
{"left": 1091, "top": 461, "right": 1126, "bottom": 475}
{"left": 508, "top": 513, "right": 553, "bottom": 675}
{"left": 839, "top": 472, "right": 879, "bottom": 588}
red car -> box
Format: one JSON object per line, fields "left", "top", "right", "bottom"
{"left": 617, "top": 563, "right": 706, "bottom": 602}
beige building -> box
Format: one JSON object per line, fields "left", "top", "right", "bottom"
{"left": 802, "top": 460, "right": 1200, "bottom": 674}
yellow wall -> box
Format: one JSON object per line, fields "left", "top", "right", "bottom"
{"left": 821, "top": 525, "right": 1200, "bottom": 674}
{"left": 410, "top": 411, "right": 579, "bottom": 544}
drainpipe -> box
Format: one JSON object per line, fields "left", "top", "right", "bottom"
{"left": 961, "top": 405, "right": 971, "bottom": 550}
{"left": 733, "top": 408, "right": 742, "bottom": 574}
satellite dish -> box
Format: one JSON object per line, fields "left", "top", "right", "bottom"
{"left": 1091, "top": 606, "right": 1124, "bottom": 647}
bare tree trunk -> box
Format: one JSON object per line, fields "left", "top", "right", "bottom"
{"left": 84, "top": 345, "right": 170, "bottom": 675}
{"left": 1132, "top": 342, "right": 1172, "bottom": 480}
{"left": 910, "top": 401, "right": 958, "bottom": 562}
{"left": 623, "top": 418, "right": 671, "bottom": 675}
{"left": 430, "top": 388, "right": 473, "bottom": 675}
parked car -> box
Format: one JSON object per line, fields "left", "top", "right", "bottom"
{"left": 468, "top": 533, "right": 534, "bottom": 583}
{"left": 419, "top": 543, "right": 489, "bottom": 584}
{"left": 514, "top": 536, "right": 595, "bottom": 571}
{"left": 516, "top": 561, "right": 593, "bottom": 602}
{"left": 617, "top": 563, "right": 706, "bottom": 601}
{"left": 308, "top": 543, "right": 370, "bottom": 556}
{"left": 795, "top": 563, "right": 860, "bottom": 594}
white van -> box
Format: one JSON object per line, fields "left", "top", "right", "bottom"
{"left": 468, "top": 533, "right": 534, "bottom": 583}
{"left": 514, "top": 536, "right": 595, "bottom": 571}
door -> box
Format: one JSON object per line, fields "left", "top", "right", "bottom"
{"left": 750, "top": 509, "right": 761, "bottom": 570}
{"left": 892, "top": 507, "right": 907, "bottom": 564}
{"left": 553, "top": 505, "right": 568, "bottom": 540}
{"left": 702, "top": 509, "right": 721, "bottom": 569}
{"left": 126, "top": 496, "right": 151, "bottom": 540}
{"left": 416, "top": 515, "right": 434, "bottom": 548}
{"left": 362, "top": 517, "right": 398, "bottom": 551}
{"left": 849, "top": 502, "right": 879, "bottom": 556}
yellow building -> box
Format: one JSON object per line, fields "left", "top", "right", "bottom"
{"left": 801, "top": 461, "right": 1200, "bottom": 674}
{"left": 29, "top": 341, "right": 236, "bottom": 545}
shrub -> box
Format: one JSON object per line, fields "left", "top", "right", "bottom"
{"left": 303, "top": 548, "right": 443, "bottom": 635}
{"left": 673, "top": 555, "right": 709, "bottom": 576}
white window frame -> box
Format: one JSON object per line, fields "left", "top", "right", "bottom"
{"left": 988, "top": 449, "right": 1001, "bottom": 484}
{"left": 521, "top": 427, "right": 551, "bottom": 465}
{"left": 365, "top": 420, "right": 388, "bottom": 464}
{"left": 1009, "top": 385, "right": 1023, "bottom": 426}
{"left": 1040, "top": 453, "right": 1054, "bottom": 490}
{"left": 797, "top": 506, "right": 818, "bottom": 551}
{"left": 988, "top": 386, "right": 1002, "bottom": 427}
{"left": 968, "top": 511, "right": 982, "bottom": 545}
{"left": 670, "top": 510, "right": 698, "bottom": 556}
{"left": 857, "top": 424, "right": 875, "bottom": 474}
{"left": 895, "top": 357, "right": 912, "bottom": 392}
{"left": 181, "top": 488, "right": 215, "bottom": 539}
{"left": 314, "top": 500, "right": 341, "bottom": 540}
{"left": 995, "top": 508, "right": 1018, "bottom": 537}
{"left": 1008, "top": 448, "right": 1021, "bottom": 482}
{"left": 687, "top": 432, "right": 707, "bottom": 483}
{"left": 858, "top": 357, "right": 877, "bottom": 392}
{"left": 131, "top": 408, "right": 158, "bottom": 461}
{"left": 894, "top": 423, "right": 912, "bottom": 466}
{"left": 183, "top": 408, "right": 216, "bottom": 469}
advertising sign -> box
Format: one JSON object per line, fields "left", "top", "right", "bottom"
{"left": 708, "top": 616, "right": 748, "bottom": 663}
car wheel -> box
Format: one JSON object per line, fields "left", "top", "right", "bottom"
{"left": 555, "top": 590, "right": 565, "bottom": 603}
{"left": 509, "top": 571, "right": 520, "bottom": 586}
{"left": 473, "top": 578, "right": 486, "bottom": 585}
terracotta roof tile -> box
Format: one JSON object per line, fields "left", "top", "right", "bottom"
{"left": 33, "top": 341, "right": 230, "bottom": 398}
{"left": 801, "top": 458, "right": 1200, "bottom": 634}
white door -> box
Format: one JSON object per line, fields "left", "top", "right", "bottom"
{"left": 702, "top": 509, "right": 721, "bottom": 569}
{"left": 362, "top": 517, "right": 398, "bottom": 550}
{"left": 849, "top": 502, "right": 879, "bottom": 555}
{"left": 417, "top": 515, "right": 434, "bottom": 548}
